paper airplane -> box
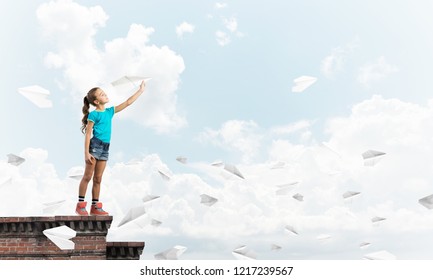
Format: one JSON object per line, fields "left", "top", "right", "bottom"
{"left": 176, "top": 156, "right": 187, "bottom": 164}
{"left": 359, "top": 242, "right": 371, "bottom": 249}
{"left": 200, "top": 194, "right": 218, "bottom": 206}
{"left": 371, "top": 216, "right": 386, "bottom": 223}
{"left": 43, "top": 225, "right": 76, "bottom": 250}
{"left": 7, "top": 154, "right": 25, "bottom": 166}
{"left": 292, "top": 193, "right": 304, "bottom": 202}
{"left": 419, "top": 194, "right": 433, "bottom": 209}
{"left": 223, "top": 164, "right": 245, "bottom": 179}
{"left": 270, "top": 161, "right": 286, "bottom": 169}
{"left": 362, "top": 150, "right": 386, "bottom": 166}
{"left": 151, "top": 219, "right": 162, "bottom": 227}
{"left": 67, "top": 167, "right": 84, "bottom": 180}
{"left": 142, "top": 194, "right": 160, "bottom": 204}
{"left": 363, "top": 250, "right": 396, "bottom": 260}
{"left": 158, "top": 170, "right": 171, "bottom": 181}
{"left": 111, "top": 76, "right": 152, "bottom": 87}
{"left": 17, "top": 85, "right": 52, "bottom": 108}
{"left": 271, "top": 244, "right": 282, "bottom": 251}
{"left": 342, "top": 191, "right": 361, "bottom": 199}
{"left": 118, "top": 205, "right": 147, "bottom": 227}
{"left": 42, "top": 200, "right": 66, "bottom": 214}
{"left": 284, "top": 225, "right": 299, "bottom": 235}
{"left": 0, "top": 176, "right": 12, "bottom": 187}
{"left": 291, "top": 76, "right": 317, "bottom": 93}
{"left": 232, "top": 245, "right": 257, "bottom": 260}
{"left": 211, "top": 160, "right": 224, "bottom": 167}
{"left": 154, "top": 245, "right": 187, "bottom": 260}
{"left": 316, "top": 234, "right": 331, "bottom": 241}
{"left": 276, "top": 182, "right": 298, "bottom": 195}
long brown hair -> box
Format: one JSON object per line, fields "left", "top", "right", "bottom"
{"left": 81, "top": 87, "right": 99, "bottom": 134}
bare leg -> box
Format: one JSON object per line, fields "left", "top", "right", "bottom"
{"left": 78, "top": 160, "right": 96, "bottom": 197}
{"left": 92, "top": 160, "right": 107, "bottom": 200}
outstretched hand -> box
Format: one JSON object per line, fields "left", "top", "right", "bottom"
{"left": 139, "top": 80, "right": 146, "bottom": 93}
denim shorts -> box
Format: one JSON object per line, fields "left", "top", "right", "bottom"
{"left": 89, "top": 137, "right": 110, "bottom": 161}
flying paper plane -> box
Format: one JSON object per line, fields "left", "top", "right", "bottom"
{"left": 418, "top": 194, "right": 433, "bottom": 209}
{"left": 67, "top": 167, "right": 84, "bottom": 180}
{"left": 270, "top": 161, "right": 286, "bottom": 169}
{"left": 154, "top": 245, "right": 187, "bottom": 260}
{"left": 284, "top": 225, "right": 299, "bottom": 235}
{"left": 292, "top": 193, "right": 304, "bottom": 202}
{"left": 151, "top": 219, "right": 162, "bottom": 227}
{"left": 342, "top": 191, "right": 361, "bottom": 199}
{"left": 17, "top": 85, "right": 52, "bottom": 108}
{"left": 371, "top": 216, "right": 386, "bottom": 223}
{"left": 42, "top": 200, "right": 66, "bottom": 214}
{"left": 232, "top": 245, "right": 257, "bottom": 260}
{"left": 118, "top": 205, "right": 147, "bottom": 227}
{"left": 142, "top": 194, "right": 160, "bottom": 204}
{"left": 316, "top": 234, "right": 332, "bottom": 241}
{"left": 158, "top": 170, "right": 171, "bottom": 181}
{"left": 7, "top": 154, "right": 25, "bottom": 166}
{"left": 276, "top": 182, "right": 299, "bottom": 196}
{"left": 200, "top": 194, "right": 218, "bottom": 207}
{"left": 211, "top": 160, "right": 224, "bottom": 167}
{"left": 362, "top": 150, "right": 386, "bottom": 166}
{"left": 43, "top": 225, "right": 76, "bottom": 250}
{"left": 223, "top": 164, "right": 245, "bottom": 179}
{"left": 111, "top": 76, "right": 152, "bottom": 87}
{"left": 176, "top": 156, "right": 187, "bottom": 164}
{"left": 291, "top": 76, "right": 317, "bottom": 93}
{"left": 271, "top": 244, "right": 282, "bottom": 251}
{"left": 0, "top": 176, "right": 12, "bottom": 187}
{"left": 363, "top": 250, "right": 396, "bottom": 260}
{"left": 359, "top": 242, "right": 371, "bottom": 249}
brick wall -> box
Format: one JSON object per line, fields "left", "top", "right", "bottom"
{"left": 0, "top": 216, "right": 144, "bottom": 260}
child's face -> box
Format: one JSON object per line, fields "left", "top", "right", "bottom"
{"left": 95, "top": 88, "right": 109, "bottom": 105}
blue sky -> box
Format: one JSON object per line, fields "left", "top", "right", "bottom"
{"left": 2, "top": 0, "right": 433, "bottom": 260}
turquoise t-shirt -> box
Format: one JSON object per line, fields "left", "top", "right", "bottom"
{"left": 87, "top": 106, "right": 115, "bottom": 143}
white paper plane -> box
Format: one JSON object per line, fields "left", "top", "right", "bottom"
{"left": 67, "top": 167, "right": 84, "bottom": 180}
{"left": 291, "top": 76, "right": 317, "bottom": 93}
{"left": 118, "top": 205, "right": 147, "bottom": 227}
{"left": 151, "top": 219, "right": 162, "bottom": 227}
{"left": 158, "top": 170, "right": 171, "bottom": 181}
{"left": 7, "top": 154, "right": 25, "bottom": 166}
{"left": 316, "top": 234, "right": 331, "bottom": 241}
{"left": 292, "top": 193, "right": 304, "bottom": 202}
{"left": 342, "top": 191, "right": 361, "bottom": 199}
{"left": 43, "top": 225, "right": 76, "bottom": 250}
{"left": 211, "top": 160, "right": 224, "bottom": 167}
{"left": 200, "top": 194, "right": 218, "bottom": 206}
{"left": 271, "top": 244, "right": 282, "bottom": 251}
{"left": 223, "top": 164, "right": 245, "bottom": 179}
{"left": 363, "top": 250, "right": 396, "bottom": 260}
{"left": 270, "top": 161, "right": 286, "bottom": 169}
{"left": 284, "top": 225, "right": 299, "bottom": 235}
{"left": 111, "top": 76, "right": 152, "bottom": 87}
{"left": 42, "top": 200, "right": 66, "bottom": 214}
{"left": 362, "top": 150, "right": 386, "bottom": 166}
{"left": 0, "top": 176, "right": 12, "bottom": 187}
{"left": 359, "top": 242, "right": 371, "bottom": 249}
{"left": 275, "top": 182, "right": 298, "bottom": 195}
{"left": 17, "top": 85, "right": 52, "bottom": 108}
{"left": 154, "top": 245, "right": 187, "bottom": 260}
{"left": 418, "top": 194, "right": 433, "bottom": 209}
{"left": 142, "top": 194, "right": 160, "bottom": 204}
{"left": 371, "top": 216, "right": 386, "bottom": 223}
{"left": 176, "top": 156, "right": 187, "bottom": 164}
{"left": 232, "top": 245, "right": 257, "bottom": 260}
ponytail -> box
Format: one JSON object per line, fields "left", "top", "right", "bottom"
{"left": 80, "top": 87, "right": 99, "bottom": 134}
{"left": 81, "top": 96, "right": 90, "bottom": 134}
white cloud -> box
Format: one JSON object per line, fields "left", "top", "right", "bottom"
{"left": 320, "top": 39, "right": 359, "bottom": 79}
{"left": 198, "top": 120, "right": 263, "bottom": 163}
{"left": 357, "top": 56, "right": 399, "bottom": 88}
{"left": 222, "top": 16, "right": 237, "bottom": 33}
{"left": 215, "top": 30, "right": 230, "bottom": 46}
{"left": 270, "top": 120, "right": 315, "bottom": 136}
{"left": 36, "top": 0, "right": 186, "bottom": 134}
{"left": 176, "top": 21, "right": 195, "bottom": 38}
{"left": 215, "top": 2, "right": 227, "bottom": 9}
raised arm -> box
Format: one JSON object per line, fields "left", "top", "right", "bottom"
{"left": 115, "top": 80, "right": 145, "bottom": 113}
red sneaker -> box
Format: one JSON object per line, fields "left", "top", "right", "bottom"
{"left": 75, "top": 201, "right": 88, "bottom": 216}
{"left": 90, "top": 202, "right": 109, "bottom": 216}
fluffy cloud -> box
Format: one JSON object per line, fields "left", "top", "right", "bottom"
{"left": 176, "top": 22, "right": 195, "bottom": 38}
{"left": 36, "top": 0, "right": 186, "bottom": 133}
{"left": 357, "top": 56, "right": 399, "bottom": 88}
{"left": 3, "top": 95, "right": 433, "bottom": 259}
{"left": 215, "top": 30, "right": 230, "bottom": 46}
{"left": 320, "top": 39, "right": 359, "bottom": 79}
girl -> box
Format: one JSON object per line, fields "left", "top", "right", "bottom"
{"left": 76, "top": 81, "right": 146, "bottom": 216}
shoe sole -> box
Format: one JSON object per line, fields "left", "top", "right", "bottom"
{"left": 75, "top": 211, "right": 89, "bottom": 216}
